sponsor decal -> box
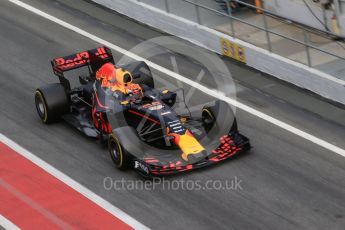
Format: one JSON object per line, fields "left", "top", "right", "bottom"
{"left": 142, "top": 101, "right": 163, "bottom": 111}
{"left": 54, "top": 47, "right": 109, "bottom": 70}
{"left": 196, "top": 161, "right": 208, "bottom": 166}
{"left": 220, "top": 38, "right": 246, "bottom": 63}
{"left": 168, "top": 120, "right": 180, "bottom": 124}
{"left": 134, "top": 161, "right": 150, "bottom": 174}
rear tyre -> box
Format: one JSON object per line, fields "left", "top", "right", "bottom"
{"left": 108, "top": 134, "right": 132, "bottom": 170}
{"left": 202, "top": 100, "right": 237, "bottom": 134}
{"left": 34, "top": 83, "right": 69, "bottom": 124}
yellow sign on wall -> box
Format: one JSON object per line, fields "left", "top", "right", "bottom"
{"left": 220, "top": 38, "right": 246, "bottom": 63}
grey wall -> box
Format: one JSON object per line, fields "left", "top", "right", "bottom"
{"left": 263, "top": 0, "right": 344, "bottom": 36}
{"left": 91, "top": 0, "right": 345, "bottom": 104}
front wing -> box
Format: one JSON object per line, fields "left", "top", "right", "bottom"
{"left": 132, "top": 131, "right": 250, "bottom": 177}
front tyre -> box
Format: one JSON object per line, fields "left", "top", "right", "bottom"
{"left": 202, "top": 100, "right": 237, "bottom": 135}
{"left": 108, "top": 134, "right": 132, "bottom": 170}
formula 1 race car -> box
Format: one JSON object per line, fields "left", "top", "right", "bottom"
{"left": 34, "top": 46, "right": 250, "bottom": 177}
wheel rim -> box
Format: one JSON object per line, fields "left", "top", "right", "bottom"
{"left": 110, "top": 138, "right": 122, "bottom": 166}
{"left": 111, "top": 142, "right": 119, "bottom": 159}
{"left": 38, "top": 100, "right": 44, "bottom": 115}
{"left": 35, "top": 92, "right": 46, "bottom": 119}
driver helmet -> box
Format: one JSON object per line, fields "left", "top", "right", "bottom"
{"left": 96, "top": 63, "right": 117, "bottom": 87}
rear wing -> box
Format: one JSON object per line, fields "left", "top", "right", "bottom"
{"left": 51, "top": 46, "right": 114, "bottom": 77}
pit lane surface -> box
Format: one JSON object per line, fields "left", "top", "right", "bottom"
{"left": 1, "top": 0, "right": 345, "bottom": 229}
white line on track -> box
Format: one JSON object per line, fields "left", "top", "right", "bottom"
{"left": 0, "top": 214, "right": 21, "bottom": 230}
{"left": 0, "top": 134, "right": 149, "bottom": 230}
{"left": 6, "top": 1, "right": 345, "bottom": 155}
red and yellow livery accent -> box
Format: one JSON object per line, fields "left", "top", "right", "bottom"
{"left": 169, "top": 130, "right": 205, "bottom": 162}
{"left": 147, "top": 133, "right": 250, "bottom": 175}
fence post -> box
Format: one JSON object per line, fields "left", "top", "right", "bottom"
{"left": 195, "top": 2, "right": 201, "bottom": 24}
{"left": 165, "top": 0, "right": 169, "bottom": 13}
{"left": 304, "top": 30, "right": 312, "bottom": 67}
{"left": 227, "top": 0, "right": 236, "bottom": 37}
{"left": 262, "top": 11, "right": 272, "bottom": 52}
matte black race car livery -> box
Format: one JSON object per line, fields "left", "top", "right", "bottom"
{"left": 34, "top": 47, "right": 250, "bottom": 177}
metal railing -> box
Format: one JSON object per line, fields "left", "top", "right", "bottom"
{"left": 137, "top": 0, "right": 345, "bottom": 76}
